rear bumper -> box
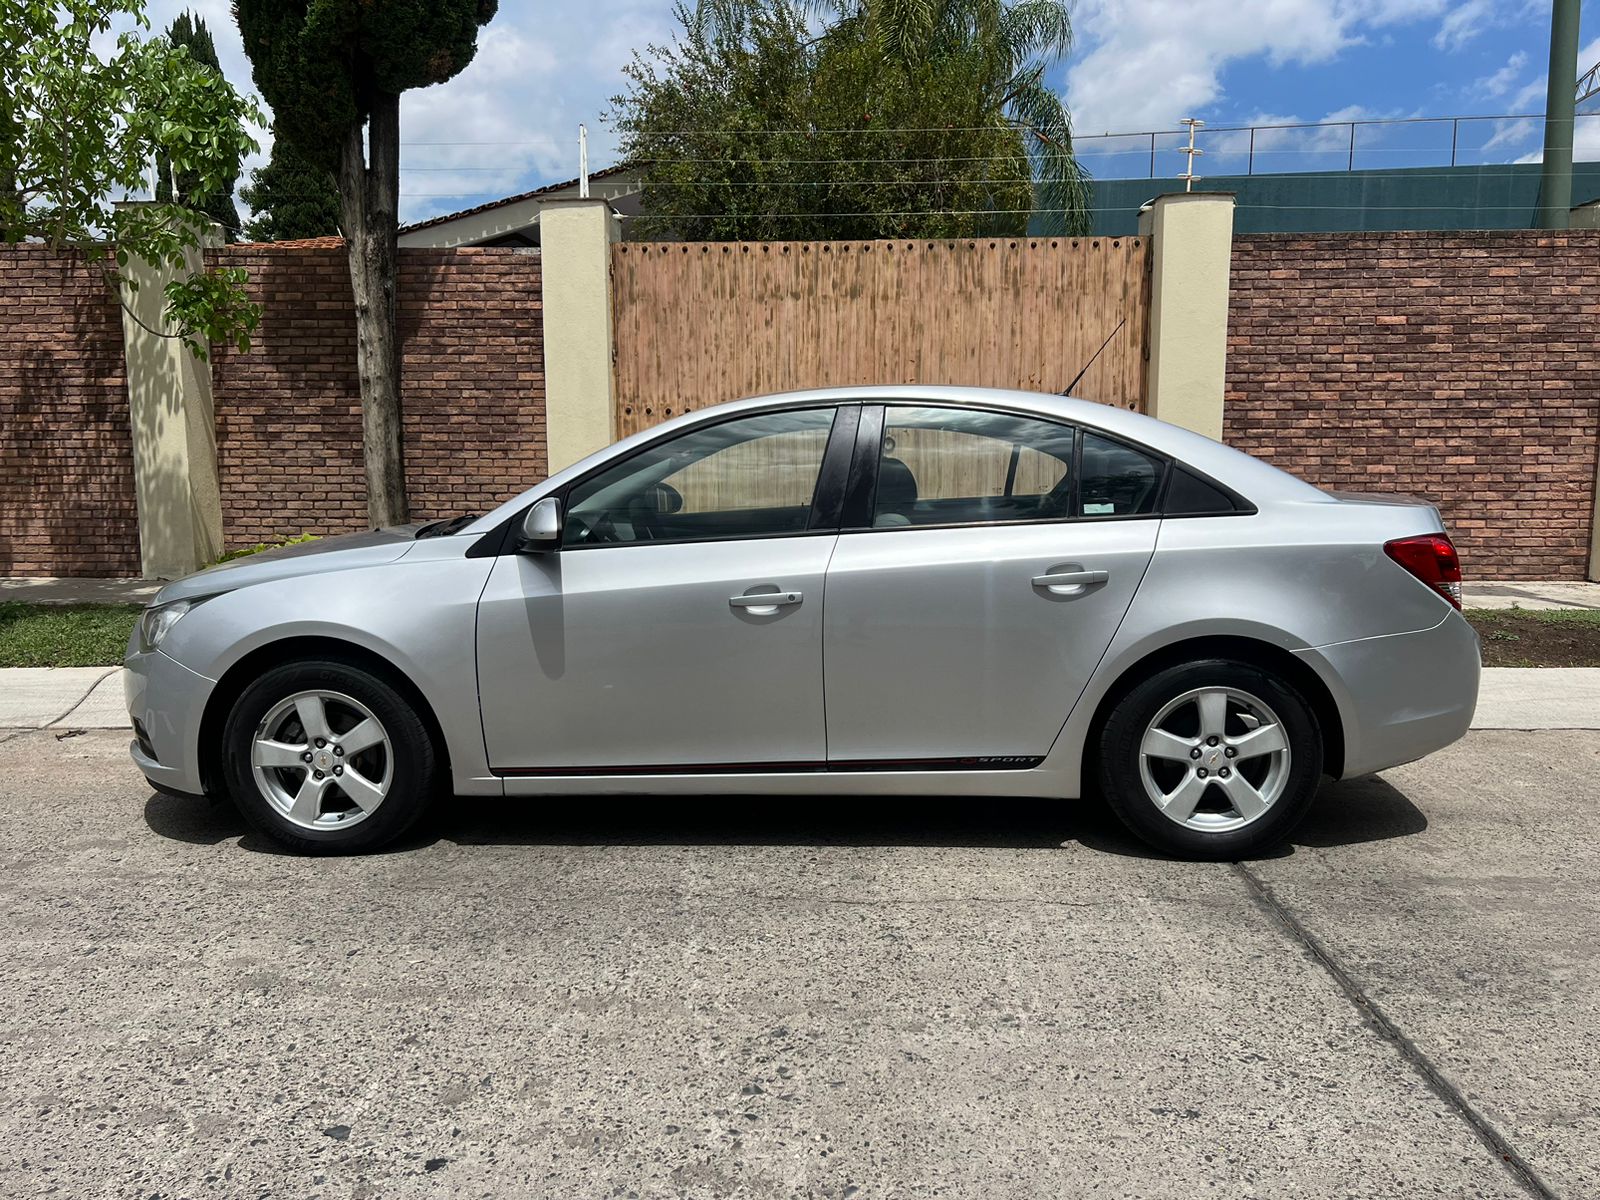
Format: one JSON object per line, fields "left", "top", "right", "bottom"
{"left": 124, "top": 647, "right": 216, "bottom": 796}
{"left": 1301, "top": 608, "right": 1480, "bottom": 778}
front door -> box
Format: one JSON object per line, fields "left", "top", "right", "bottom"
{"left": 476, "top": 406, "right": 847, "bottom": 773}
{"left": 823, "top": 405, "right": 1162, "bottom": 763}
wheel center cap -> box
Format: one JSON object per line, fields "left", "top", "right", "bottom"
{"left": 314, "top": 750, "right": 334, "bottom": 771}
{"left": 1207, "top": 750, "right": 1222, "bottom": 767}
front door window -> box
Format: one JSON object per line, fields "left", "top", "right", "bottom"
{"left": 564, "top": 408, "right": 838, "bottom": 546}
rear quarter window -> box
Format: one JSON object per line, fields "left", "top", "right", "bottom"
{"left": 1164, "top": 467, "right": 1244, "bottom": 516}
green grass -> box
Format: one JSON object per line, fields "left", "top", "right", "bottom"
{"left": 0, "top": 603, "right": 141, "bottom": 668}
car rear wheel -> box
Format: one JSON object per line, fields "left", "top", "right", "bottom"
{"left": 1096, "top": 659, "right": 1324, "bottom": 860}
{"left": 221, "top": 659, "right": 437, "bottom": 854}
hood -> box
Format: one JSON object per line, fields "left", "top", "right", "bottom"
{"left": 152, "top": 526, "right": 421, "bottom": 604}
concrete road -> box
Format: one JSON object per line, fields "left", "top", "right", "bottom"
{"left": 0, "top": 730, "right": 1595, "bottom": 1199}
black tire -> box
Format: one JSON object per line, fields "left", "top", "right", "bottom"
{"left": 221, "top": 659, "right": 438, "bottom": 855}
{"left": 1096, "top": 658, "right": 1324, "bottom": 860}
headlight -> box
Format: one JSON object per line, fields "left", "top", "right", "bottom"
{"left": 138, "top": 599, "right": 195, "bottom": 653}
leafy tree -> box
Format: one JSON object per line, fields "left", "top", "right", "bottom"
{"left": 239, "top": 138, "right": 341, "bottom": 241}
{"left": 234, "top": 0, "right": 499, "bottom": 527}
{"left": 153, "top": 11, "right": 244, "bottom": 241}
{"left": 0, "top": 0, "right": 262, "bottom": 355}
{"left": 613, "top": 0, "right": 1091, "bottom": 240}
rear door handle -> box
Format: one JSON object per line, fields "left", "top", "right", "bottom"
{"left": 1031, "top": 570, "right": 1108, "bottom": 594}
{"left": 729, "top": 591, "right": 803, "bottom": 610}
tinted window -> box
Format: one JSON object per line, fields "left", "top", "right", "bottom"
{"left": 872, "top": 406, "right": 1076, "bottom": 527}
{"left": 1164, "top": 467, "right": 1239, "bottom": 515}
{"left": 564, "top": 408, "right": 837, "bottom": 546}
{"left": 1079, "top": 432, "right": 1163, "bottom": 517}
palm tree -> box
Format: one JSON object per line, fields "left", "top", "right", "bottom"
{"left": 815, "top": 0, "right": 1091, "bottom": 233}
{"left": 616, "top": 0, "right": 1091, "bottom": 238}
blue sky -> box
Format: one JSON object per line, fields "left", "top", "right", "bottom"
{"left": 127, "top": 0, "right": 1599, "bottom": 226}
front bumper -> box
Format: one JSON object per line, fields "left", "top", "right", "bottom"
{"left": 1302, "top": 607, "right": 1481, "bottom": 779}
{"left": 124, "top": 647, "right": 217, "bottom": 796}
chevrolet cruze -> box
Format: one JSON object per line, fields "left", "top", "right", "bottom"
{"left": 125, "top": 386, "right": 1480, "bottom": 858}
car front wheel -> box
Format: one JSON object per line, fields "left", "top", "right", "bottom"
{"left": 221, "top": 659, "right": 438, "bottom": 854}
{"left": 1096, "top": 659, "right": 1324, "bottom": 860}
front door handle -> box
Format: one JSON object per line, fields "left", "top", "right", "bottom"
{"left": 1031, "top": 569, "right": 1108, "bottom": 595}
{"left": 730, "top": 590, "right": 803, "bottom": 612}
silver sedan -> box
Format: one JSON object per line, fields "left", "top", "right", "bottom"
{"left": 125, "top": 386, "right": 1480, "bottom": 858}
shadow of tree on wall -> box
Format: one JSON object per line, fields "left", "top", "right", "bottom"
{"left": 396, "top": 248, "right": 546, "bottom": 524}
{"left": 207, "top": 244, "right": 367, "bottom": 547}
{"left": 2, "top": 248, "right": 140, "bottom": 577}
{"left": 207, "top": 245, "right": 546, "bottom": 547}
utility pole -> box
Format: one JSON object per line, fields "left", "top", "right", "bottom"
{"left": 578, "top": 124, "right": 590, "bottom": 199}
{"left": 1538, "top": 0, "right": 1581, "bottom": 229}
{"left": 1179, "top": 118, "right": 1204, "bottom": 192}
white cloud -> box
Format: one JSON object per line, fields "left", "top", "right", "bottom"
{"left": 1433, "top": 0, "right": 1495, "bottom": 50}
{"left": 399, "top": 1, "right": 675, "bottom": 223}
{"left": 1487, "top": 33, "right": 1600, "bottom": 117}
{"left": 1483, "top": 116, "right": 1537, "bottom": 151}
{"left": 1064, "top": 0, "right": 1448, "bottom": 136}
{"left": 1475, "top": 50, "right": 1529, "bottom": 98}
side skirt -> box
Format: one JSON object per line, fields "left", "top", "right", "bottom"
{"left": 495, "top": 755, "right": 1043, "bottom": 778}
{"left": 497, "top": 761, "right": 1072, "bottom": 800}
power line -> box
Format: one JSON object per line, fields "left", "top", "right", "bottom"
{"left": 709, "top": 112, "right": 1600, "bottom": 139}
{"left": 393, "top": 111, "right": 1598, "bottom": 147}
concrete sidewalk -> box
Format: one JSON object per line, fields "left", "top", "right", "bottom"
{"left": 1, "top": 577, "right": 164, "bottom": 605}
{"left": 5, "top": 665, "right": 1596, "bottom": 733}
{"left": 0, "top": 667, "right": 127, "bottom": 731}
{"left": 1466, "top": 580, "right": 1600, "bottom": 610}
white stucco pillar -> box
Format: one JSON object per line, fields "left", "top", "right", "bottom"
{"left": 115, "top": 203, "right": 224, "bottom": 579}
{"left": 539, "top": 198, "right": 619, "bottom": 473}
{"left": 1137, "top": 193, "right": 1236, "bottom": 441}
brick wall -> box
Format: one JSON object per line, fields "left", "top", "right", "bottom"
{"left": 209, "top": 245, "right": 545, "bottom": 545}
{"left": 0, "top": 246, "right": 139, "bottom": 576}
{"left": 1226, "top": 231, "right": 1600, "bottom": 579}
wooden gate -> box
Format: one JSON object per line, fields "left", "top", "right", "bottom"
{"left": 610, "top": 236, "right": 1148, "bottom": 438}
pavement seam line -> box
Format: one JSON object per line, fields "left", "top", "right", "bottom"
{"left": 44, "top": 667, "right": 119, "bottom": 730}
{"left": 1230, "top": 861, "right": 1561, "bottom": 1200}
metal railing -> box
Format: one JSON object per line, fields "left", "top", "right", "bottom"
{"left": 1073, "top": 112, "right": 1600, "bottom": 180}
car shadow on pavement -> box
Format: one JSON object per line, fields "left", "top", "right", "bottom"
{"left": 141, "top": 774, "right": 1427, "bottom": 861}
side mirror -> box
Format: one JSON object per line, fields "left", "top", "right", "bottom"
{"left": 517, "top": 496, "right": 562, "bottom": 552}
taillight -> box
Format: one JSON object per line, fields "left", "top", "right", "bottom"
{"left": 1384, "top": 534, "right": 1463, "bottom": 609}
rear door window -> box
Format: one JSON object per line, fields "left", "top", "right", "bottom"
{"left": 1079, "top": 431, "right": 1163, "bottom": 517}
{"left": 872, "top": 406, "right": 1077, "bottom": 527}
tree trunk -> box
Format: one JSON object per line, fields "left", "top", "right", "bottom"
{"left": 338, "top": 90, "right": 409, "bottom": 527}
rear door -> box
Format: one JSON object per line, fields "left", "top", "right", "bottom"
{"left": 823, "top": 404, "right": 1161, "bottom": 764}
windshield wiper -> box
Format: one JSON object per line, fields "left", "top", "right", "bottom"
{"left": 414, "top": 515, "right": 476, "bottom": 539}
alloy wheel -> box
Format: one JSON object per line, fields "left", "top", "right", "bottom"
{"left": 1136, "top": 686, "right": 1291, "bottom": 832}
{"left": 249, "top": 690, "right": 393, "bottom": 831}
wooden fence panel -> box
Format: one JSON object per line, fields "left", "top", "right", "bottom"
{"left": 611, "top": 236, "right": 1149, "bottom": 438}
